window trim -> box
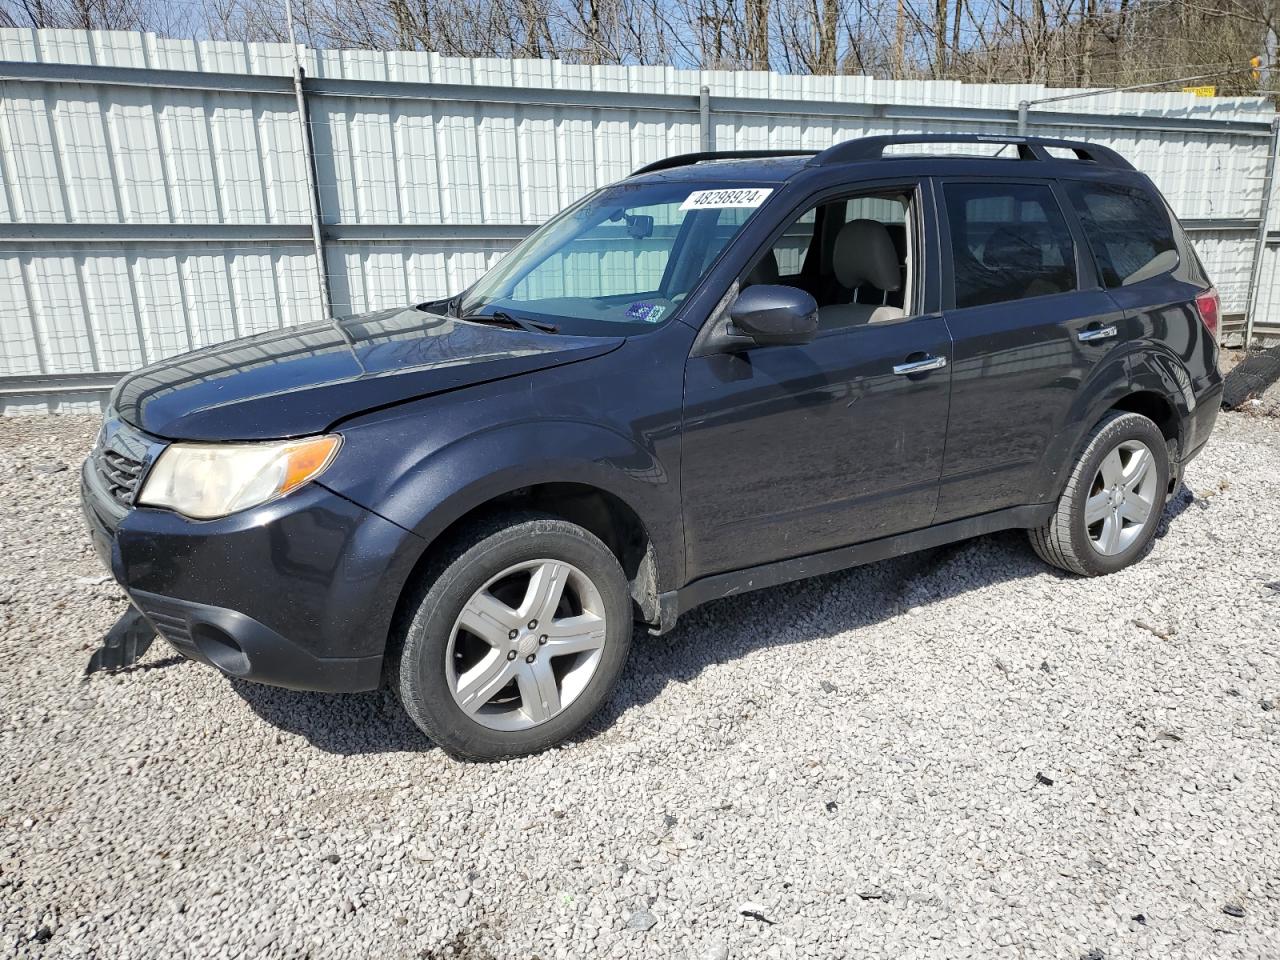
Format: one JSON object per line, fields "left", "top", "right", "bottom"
{"left": 1048, "top": 178, "right": 1104, "bottom": 293}
{"left": 934, "top": 175, "right": 1087, "bottom": 313}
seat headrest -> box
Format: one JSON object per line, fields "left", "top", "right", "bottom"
{"left": 833, "top": 219, "right": 902, "bottom": 292}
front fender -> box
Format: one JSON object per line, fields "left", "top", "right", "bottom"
{"left": 324, "top": 412, "right": 683, "bottom": 594}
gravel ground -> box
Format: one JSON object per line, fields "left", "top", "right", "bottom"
{"left": 2, "top": 410, "right": 1279, "bottom": 960}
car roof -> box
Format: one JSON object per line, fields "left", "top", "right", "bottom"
{"left": 623, "top": 135, "right": 1139, "bottom": 188}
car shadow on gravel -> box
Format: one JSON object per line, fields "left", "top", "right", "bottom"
{"left": 574, "top": 532, "right": 1042, "bottom": 739}
{"left": 1154, "top": 483, "right": 1195, "bottom": 537}
{"left": 581, "top": 488, "right": 1196, "bottom": 738}
{"left": 229, "top": 681, "right": 433, "bottom": 756}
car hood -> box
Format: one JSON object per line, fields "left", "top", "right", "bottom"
{"left": 111, "top": 307, "right": 624, "bottom": 441}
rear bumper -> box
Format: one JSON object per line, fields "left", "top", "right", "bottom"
{"left": 81, "top": 460, "right": 423, "bottom": 693}
{"left": 1182, "top": 379, "right": 1224, "bottom": 468}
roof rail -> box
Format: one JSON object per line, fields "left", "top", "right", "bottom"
{"left": 809, "top": 134, "right": 1135, "bottom": 170}
{"left": 632, "top": 149, "right": 818, "bottom": 177}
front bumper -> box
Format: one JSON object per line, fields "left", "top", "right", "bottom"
{"left": 81, "top": 456, "right": 424, "bottom": 693}
{"left": 127, "top": 588, "right": 384, "bottom": 692}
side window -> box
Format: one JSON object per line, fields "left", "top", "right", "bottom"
{"left": 1064, "top": 181, "right": 1178, "bottom": 288}
{"left": 748, "top": 208, "right": 816, "bottom": 285}
{"left": 845, "top": 196, "right": 905, "bottom": 225}
{"left": 743, "top": 191, "right": 913, "bottom": 331}
{"left": 944, "top": 182, "right": 1077, "bottom": 309}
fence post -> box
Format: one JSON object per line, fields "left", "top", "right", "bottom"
{"left": 292, "top": 67, "right": 333, "bottom": 319}
{"left": 1244, "top": 116, "right": 1280, "bottom": 349}
{"left": 699, "top": 86, "right": 713, "bottom": 152}
{"left": 285, "top": 0, "right": 332, "bottom": 320}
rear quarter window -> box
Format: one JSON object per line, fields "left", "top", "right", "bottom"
{"left": 1063, "top": 181, "right": 1178, "bottom": 288}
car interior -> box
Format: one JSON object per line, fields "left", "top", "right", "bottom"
{"left": 744, "top": 192, "right": 913, "bottom": 330}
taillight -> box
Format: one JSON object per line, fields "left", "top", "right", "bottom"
{"left": 1194, "top": 287, "right": 1220, "bottom": 340}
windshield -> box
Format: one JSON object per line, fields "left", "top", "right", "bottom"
{"left": 457, "top": 180, "right": 775, "bottom": 335}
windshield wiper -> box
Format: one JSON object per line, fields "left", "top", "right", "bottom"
{"left": 461, "top": 310, "right": 560, "bottom": 334}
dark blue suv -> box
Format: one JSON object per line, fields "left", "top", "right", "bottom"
{"left": 82, "top": 134, "right": 1223, "bottom": 760}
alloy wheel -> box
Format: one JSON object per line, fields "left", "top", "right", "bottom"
{"left": 446, "top": 559, "right": 608, "bottom": 731}
{"left": 1085, "top": 439, "right": 1159, "bottom": 556}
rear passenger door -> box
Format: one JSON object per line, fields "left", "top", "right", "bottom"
{"left": 935, "top": 178, "right": 1127, "bottom": 523}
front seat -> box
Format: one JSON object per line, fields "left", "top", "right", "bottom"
{"left": 818, "top": 219, "right": 905, "bottom": 329}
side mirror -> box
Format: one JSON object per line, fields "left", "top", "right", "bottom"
{"left": 728, "top": 284, "right": 819, "bottom": 347}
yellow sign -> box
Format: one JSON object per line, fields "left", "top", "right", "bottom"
{"left": 1183, "top": 85, "right": 1216, "bottom": 97}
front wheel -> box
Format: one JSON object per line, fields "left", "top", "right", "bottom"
{"left": 1030, "top": 411, "right": 1170, "bottom": 576}
{"left": 394, "top": 513, "right": 632, "bottom": 761}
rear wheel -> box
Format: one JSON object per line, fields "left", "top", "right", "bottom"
{"left": 1030, "top": 411, "right": 1170, "bottom": 576}
{"left": 394, "top": 513, "right": 631, "bottom": 761}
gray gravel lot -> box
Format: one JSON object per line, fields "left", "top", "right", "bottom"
{"left": 2, "top": 411, "right": 1279, "bottom": 960}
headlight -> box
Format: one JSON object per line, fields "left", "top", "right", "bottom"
{"left": 137, "top": 435, "right": 342, "bottom": 520}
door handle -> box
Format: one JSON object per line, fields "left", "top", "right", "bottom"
{"left": 1077, "top": 324, "right": 1118, "bottom": 342}
{"left": 893, "top": 355, "right": 948, "bottom": 375}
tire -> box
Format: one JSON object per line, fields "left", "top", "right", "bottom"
{"left": 1029, "top": 411, "right": 1170, "bottom": 577}
{"left": 394, "top": 512, "right": 632, "bottom": 761}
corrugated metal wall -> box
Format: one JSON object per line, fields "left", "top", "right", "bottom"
{"left": 1, "top": 27, "right": 1277, "bottom": 413}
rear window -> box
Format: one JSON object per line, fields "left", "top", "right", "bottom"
{"left": 1063, "top": 181, "right": 1178, "bottom": 288}
{"left": 943, "top": 182, "right": 1077, "bottom": 309}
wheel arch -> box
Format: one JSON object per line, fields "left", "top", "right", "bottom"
{"left": 1124, "top": 347, "right": 1197, "bottom": 461}
{"left": 1037, "top": 347, "right": 1192, "bottom": 504}
{"left": 323, "top": 411, "right": 685, "bottom": 655}
{"left": 1108, "top": 389, "right": 1180, "bottom": 453}
{"left": 390, "top": 478, "right": 666, "bottom": 641}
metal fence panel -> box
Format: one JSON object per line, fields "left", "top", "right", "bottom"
{"left": 1, "top": 26, "right": 1278, "bottom": 412}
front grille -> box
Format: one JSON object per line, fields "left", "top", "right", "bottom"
{"left": 90, "top": 420, "right": 153, "bottom": 508}
{"left": 99, "top": 448, "right": 143, "bottom": 505}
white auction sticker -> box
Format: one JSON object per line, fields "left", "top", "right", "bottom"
{"left": 679, "top": 188, "right": 773, "bottom": 211}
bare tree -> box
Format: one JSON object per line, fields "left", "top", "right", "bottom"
{"left": 1, "top": 0, "right": 194, "bottom": 32}
{"left": 4, "top": 0, "right": 1269, "bottom": 95}
{"left": 745, "top": 0, "right": 769, "bottom": 68}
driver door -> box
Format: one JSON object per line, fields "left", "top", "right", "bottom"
{"left": 680, "top": 182, "right": 953, "bottom": 581}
